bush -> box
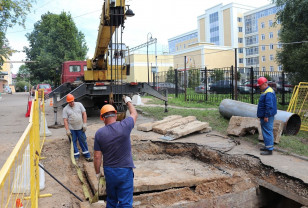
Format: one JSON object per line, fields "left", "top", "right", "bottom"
{"left": 15, "top": 81, "right": 31, "bottom": 92}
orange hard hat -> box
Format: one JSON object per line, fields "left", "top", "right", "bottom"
{"left": 257, "top": 77, "right": 268, "bottom": 86}
{"left": 66, "top": 94, "right": 75, "bottom": 102}
{"left": 100, "top": 104, "right": 117, "bottom": 120}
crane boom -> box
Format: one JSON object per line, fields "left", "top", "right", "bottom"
{"left": 85, "top": 0, "right": 133, "bottom": 81}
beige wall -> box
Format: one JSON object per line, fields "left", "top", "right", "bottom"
{"left": 258, "top": 14, "right": 281, "bottom": 71}
{"left": 173, "top": 50, "right": 202, "bottom": 69}
{"left": 199, "top": 18, "right": 205, "bottom": 42}
{"left": 125, "top": 54, "right": 174, "bottom": 82}
{"left": 175, "top": 37, "right": 198, "bottom": 52}
{"left": 223, "top": 9, "right": 232, "bottom": 46}
{"left": 0, "top": 58, "right": 12, "bottom": 88}
{"left": 204, "top": 48, "right": 234, "bottom": 69}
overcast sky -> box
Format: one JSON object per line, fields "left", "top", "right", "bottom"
{"left": 6, "top": 0, "right": 271, "bottom": 73}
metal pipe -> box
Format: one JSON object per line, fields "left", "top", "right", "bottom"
{"left": 219, "top": 99, "right": 301, "bottom": 135}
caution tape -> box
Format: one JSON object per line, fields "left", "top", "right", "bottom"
{"left": 69, "top": 135, "right": 106, "bottom": 204}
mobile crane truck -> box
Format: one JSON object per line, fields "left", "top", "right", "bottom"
{"left": 48, "top": 0, "right": 167, "bottom": 121}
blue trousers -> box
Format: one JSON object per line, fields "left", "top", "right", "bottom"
{"left": 260, "top": 116, "right": 274, "bottom": 151}
{"left": 70, "top": 129, "right": 91, "bottom": 159}
{"left": 104, "top": 167, "right": 134, "bottom": 208}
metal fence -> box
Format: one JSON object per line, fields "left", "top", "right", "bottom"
{"left": 154, "top": 66, "right": 294, "bottom": 105}
{"left": 0, "top": 91, "right": 50, "bottom": 208}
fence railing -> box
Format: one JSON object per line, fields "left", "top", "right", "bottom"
{"left": 0, "top": 91, "right": 50, "bottom": 208}
{"left": 154, "top": 67, "right": 294, "bottom": 105}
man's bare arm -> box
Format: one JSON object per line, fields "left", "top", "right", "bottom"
{"left": 126, "top": 101, "right": 137, "bottom": 124}
{"left": 94, "top": 151, "right": 102, "bottom": 174}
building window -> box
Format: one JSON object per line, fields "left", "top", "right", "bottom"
{"left": 239, "top": 58, "right": 243, "bottom": 63}
{"left": 269, "top": 20, "right": 273, "bottom": 27}
{"left": 270, "top": 54, "right": 274, "bottom": 61}
{"left": 277, "top": 42, "right": 282, "bottom": 48}
{"left": 184, "top": 44, "right": 186, "bottom": 48}
{"left": 261, "top": 45, "right": 266, "bottom": 51}
{"left": 270, "top": 44, "right": 274, "bottom": 50}
{"left": 261, "top": 22, "right": 265, "bottom": 28}
{"left": 270, "top": 66, "right": 274, "bottom": 71}
{"left": 238, "top": 48, "right": 243, "bottom": 53}
{"left": 238, "top": 27, "right": 243, "bottom": 32}
{"left": 238, "top": 17, "right": 242, "bottom": 22}
{"left": 278, "top": 65, "right": 282, "bottom": 71}
{"left": 269, "top": 32, "right": 273, "bottom": 39}
{"left": 261, "top": 34, "right": 265, "bottom": 40}
{"left": 262, "top": 67, "right": 266, "bottom": 71}
{"left": 238, "top": 38, "right": 243, "bottom": 43}
{"left": 277, "top": 30, "right": 281, "bottom": 36}
{"left": 262, "top": 56, "right": 266, "bottom": 62}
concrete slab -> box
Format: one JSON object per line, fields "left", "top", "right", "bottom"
{"left": 137, "top": 115, "right": 182, "bottom": 132}
{"left": 165, "top": 121, "right": 210, "bottom": 140}
{"left": 134, "top": 158, "right": 228, "bottom": 193}
{"left": 152, "top": 116, "right": 196, "bottom": 135}
{"left": 159, "top": 132, "right": 308, "bottom": 184}
{"left": 83, "top": 163, "right": 106, "bottom": 196}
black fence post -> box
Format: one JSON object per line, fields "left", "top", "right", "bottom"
{"left": 184, "top": 56, "right": 187, "bottom": 101}
{"left": 205, "top": 67, "right": 208, "bottom": 102}
{"left": 153, "top": 72, "right": 156, "bottom": 89}
{"left": 281, "top": 71, "right": 286, "bottom": 105}
{"left": 231, "top": 65, "right": 234, "bottom": 100}
{"left": 175, "top": 68, "right": 178, "bottom": 98}
{"left": 250, "top": 66, "right": 254, "bottom": 104}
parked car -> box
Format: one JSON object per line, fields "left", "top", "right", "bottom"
{"left": 4, "top": 85, "right": 12, "bottom": 94}
{"left": 208, "top": 80, "right": 254, "bottom": 94}
{"left": 36, "top": 84, "right": 52, "bottom": 96}
{"left": 243, "top": 80, "right": 277, "bottom": 92}
{"left": 276, "top": 81, "right": 294, "bottom": 93}
{"left": 195, "top": 84, "right": 208, "bottom": 94}
{"left": 153, "top": 82, "right": 185, "bottom": 94}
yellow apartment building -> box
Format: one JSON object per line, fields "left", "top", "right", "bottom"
{"left": 125, "top": 53, "right": 174, "bottom": 83}
{"left": 0, "top": 58, "right": 12, "bottom": 92}
{"left": 168, "top": 3, "right": 255, "bottom": 70}
{"left": 244, "top": 4, "right": 282, "bottom": 73}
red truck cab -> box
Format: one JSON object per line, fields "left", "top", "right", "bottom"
{"left": 61, "top": 61, "right": 87, "bottom": 84}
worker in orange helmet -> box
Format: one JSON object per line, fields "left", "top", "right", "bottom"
{"left": 257, "top": 77, "right": 277, "bottom": 155}
{"left": 63, "top": 94, "right": 93, "bottom": 162}
{"left": 94, "top": 95, "right": 137, "bottom": 208}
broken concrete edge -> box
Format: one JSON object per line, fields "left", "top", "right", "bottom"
{"left": 258, "top": 179, "right": 308, "bottom": 206}
{"left": 273, "top": 147, "right": 308, "bottom": 162}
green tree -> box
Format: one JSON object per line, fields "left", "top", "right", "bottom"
{"left": 188, "top": 69, "right": 200, "bottom": 88}
{"left": 166, "top": 67, "right": 175, "bottom": 83}
{"left": 24, "top": 12, "right": 88, "bottom": 86}
{"left": 0, "top": 0, "right": 35, "bottom": 68}
{"left": 210, "top": 69, "right": 224, "bottom": 82}
{"left": 16, "top": 64, "right": 30, "bottom": 82}
{"left": 273, "top": 0, "right": 308, "bottom": 83}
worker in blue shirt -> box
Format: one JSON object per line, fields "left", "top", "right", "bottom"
{"left": 257, "top": 77, "right": 277, "bottom": 155}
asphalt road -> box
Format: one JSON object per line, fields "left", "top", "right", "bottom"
{"left": 0, "top": 92, "right": 31, "bottom": 168}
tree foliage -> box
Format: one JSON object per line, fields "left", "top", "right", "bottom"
{"left": 210, "top": 70, "right": 224, "bottom": 82}
{"left": 0, "top": 0, "right": 35, "bottom": 68}
{"left": 24, "top": 12, "right": 88, "bottom": 86}
{"left": 273, "top": 0, "right": 308, "bottom": 83}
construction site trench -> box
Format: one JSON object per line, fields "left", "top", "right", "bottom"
{"left": 35, "top": 99, "right": 308, "bottom": 208}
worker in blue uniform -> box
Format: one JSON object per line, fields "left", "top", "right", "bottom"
{"left": 257, "top": 77, "right": 277, "bottom": 155}
{"left": 94, "top": 96, "right": 137, "bottom": 208}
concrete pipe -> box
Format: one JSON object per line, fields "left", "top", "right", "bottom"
{"left": 219, "top": 99, "right": 301, "bottom": 135}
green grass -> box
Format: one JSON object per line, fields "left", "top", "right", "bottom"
{"left": 140, "top": 96, "right": 308, "bottom": 157}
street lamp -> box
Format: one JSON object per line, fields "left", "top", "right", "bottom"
{"left": 147, "top": 32, "right": 153, "bottom": 84}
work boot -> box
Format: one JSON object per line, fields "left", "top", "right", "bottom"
{"left": 259, "top": 147, "right": 267, "bottom": 151}
{"left": 85, "top": 157, "right": 93, "bottom": 162}
{"left": 260, "top": 150, "right": 273, "bottom": 155}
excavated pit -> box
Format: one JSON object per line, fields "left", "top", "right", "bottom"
{"left": 124, "top": 140, "right": 308, "bottom": 208}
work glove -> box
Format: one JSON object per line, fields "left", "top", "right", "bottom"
{"left": 96, "top": 172, "right": 102, "bottom": 179}
{"left": 82, "top": 123, "right": 87, "bottom": 132}
{"left": 123, "top": 95, "right": 132, "bottom": 104}
{"left": 66, "top": 130, "right": 72, "bottom": 137}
